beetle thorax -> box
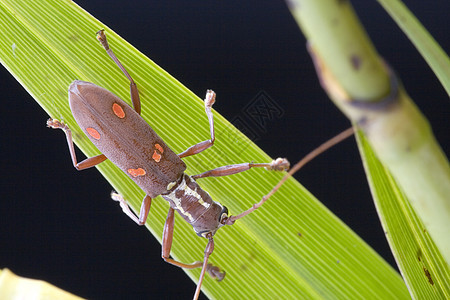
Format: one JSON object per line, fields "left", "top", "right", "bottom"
{"left": 162, "top": 174, "right": 228, "bottom": 237}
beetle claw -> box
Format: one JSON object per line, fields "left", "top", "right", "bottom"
{"left": 205, "top": 90, "right": 216, "bottom": 107}
{"left": 96, "top": 29, "right": 110, "bottom": 50}
{"left": 267, "top": 157, "right": 290, "bottom": 171}
{"left": 206, "top": 263, "right": 225, "bottom": 281}
{"left": 46, "top": 118, "right": 69, "bottom": 131}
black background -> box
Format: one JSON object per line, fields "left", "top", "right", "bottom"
{"left": 1, "top": 1, "right": 448, "bottom": 299}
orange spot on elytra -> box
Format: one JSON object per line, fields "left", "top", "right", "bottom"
{"left": 152, "top": 150, "right": 162, "bottom": 162}
{"left": 113, "top": 103, "right": 125, "bottom": 118}
{"left": 155, "top": 143, "right": 164, "bottom": 153}
{"left": 86, "top": 127, "right": 100, "bottom": 140}
{"left": 152, "top": 144, "right": 163, "bottom": 162}
{"left": 128, "top": 168, "right": 146, "bottom": 177}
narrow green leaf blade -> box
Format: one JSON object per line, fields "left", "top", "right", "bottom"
{"left": 356, "top": 130, "right": 450, "bottom": 299}
{"left": 376, "top": 0, "right": 450, "bottom": 96}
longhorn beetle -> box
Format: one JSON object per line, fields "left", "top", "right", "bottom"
{"left": 47, "top": 30, "right": 354, "bottom": 299}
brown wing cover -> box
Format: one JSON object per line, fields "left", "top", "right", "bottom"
{"left": 68, "top": 81, "right": 186, "bottom": 198}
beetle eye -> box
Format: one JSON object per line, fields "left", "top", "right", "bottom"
{"left": 219, "top": 206, "right": 229, "bottom": 224}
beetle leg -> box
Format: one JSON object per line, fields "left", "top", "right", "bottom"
{"left": 47, "top": 118, "right": 108, "bottom": 170}
{"left": 111, "top": 193, "right": 152, "bottom": 226}
{"left": 161, "top": 208, "right": 203, "bottom": 268}
{"left": 192, "top": 157, "right": 290, "bottom": 179}
{"left": 193, "top": 237, "right": 215, "bottom": 300}
{"left": 96, "top": 30, "right": 141, "bottom": 115}
{"left": 178, "top": 90, "right": 216, "bottom": 158}
{"left": 162, "top": 208, "right": 225, "bottom": 286}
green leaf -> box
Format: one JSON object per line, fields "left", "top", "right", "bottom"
{"left": 0, "top": 0, "right": 409, "bottom": 298}
{"left": 356, "top": 130, "right": 450, "bottom": 299}
{"left": 376, "top": 0, "right": 450, "bottom": 96}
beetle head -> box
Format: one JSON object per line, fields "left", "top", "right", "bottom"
{"left": 195, "top": 205, "right": 229, "bottom": 238}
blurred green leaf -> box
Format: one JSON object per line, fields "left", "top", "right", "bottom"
{"left": 377, "top": 0, "right": 450, "bottom": 96}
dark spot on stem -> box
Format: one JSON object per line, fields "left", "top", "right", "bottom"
{"left": 350, "top": 54, "right": 362, "bottom": 70}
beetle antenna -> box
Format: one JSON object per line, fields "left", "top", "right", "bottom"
{"left": 227, "top": 127, "right": 355, "bottom": 224}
